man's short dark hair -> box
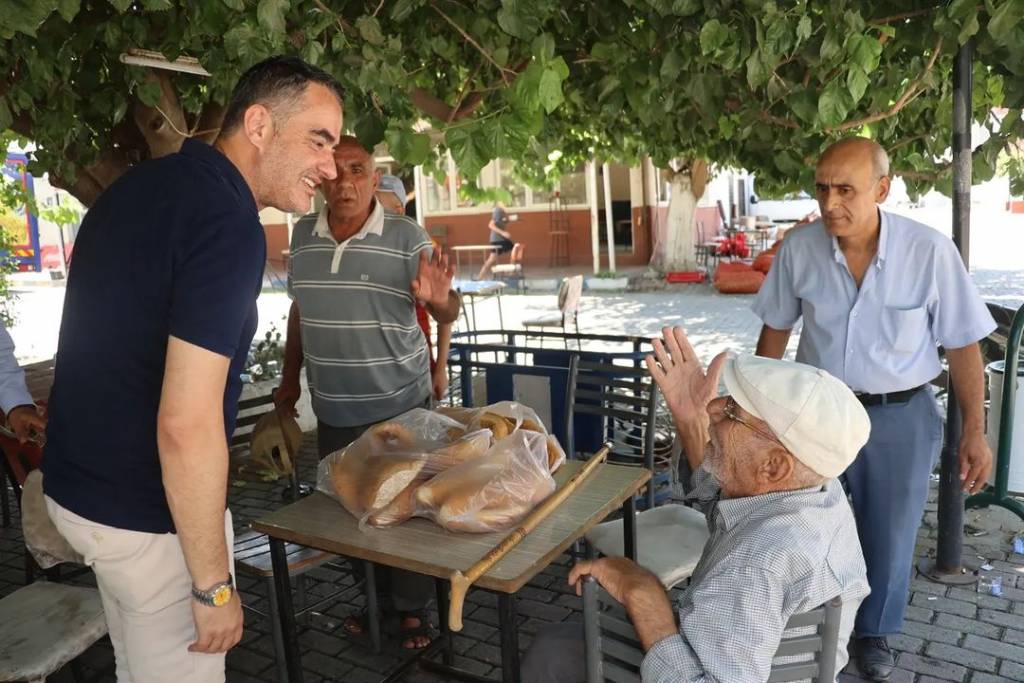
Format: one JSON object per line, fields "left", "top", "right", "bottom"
{"left": 220, "top": 56, "right": 344, "bottom": 134}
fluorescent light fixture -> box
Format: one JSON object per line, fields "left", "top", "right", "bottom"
{"left": 119, "top": 49, "right": 211, "bottom": 77}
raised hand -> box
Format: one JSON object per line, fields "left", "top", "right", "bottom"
{"left": 411, "top": 249, "right": 454, "bottom": 308}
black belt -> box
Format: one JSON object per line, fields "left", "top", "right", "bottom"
{"left": 855, "top": 385, "right": 926, "bottom": 407}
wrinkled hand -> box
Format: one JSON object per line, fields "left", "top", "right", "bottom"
{"left": 959, "top": 429, "right": 993, "bottom": 494}
{"left": 7, "top": 404, "right": 46, "bottom": 444}
{"left": 189, "top": 592, "right": 243, "bottom": 654}
{"left": 568, "top": 556, "right": 662, "bottom": 607}
{"left": 411, "top": 250, "right": 454, "bottom": 308}
{"left": 274, "top": 376, "right": 301, "bottom": 418}
{"left": 644, "top": 326, "right": 727, "bottom": 428}
{"left": 432, "top": 363, "right": 448, "bottom": 401}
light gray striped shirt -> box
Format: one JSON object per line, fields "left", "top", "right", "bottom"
{"left": 641, "top": 465, "right": 869, "bottom": 682}
{"left": 288, "top": 201, "right": 433, "bottom": 427}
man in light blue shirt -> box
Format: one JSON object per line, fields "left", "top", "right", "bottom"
{"left": 752, "top": 137, "right": 995, "bottom": 680}
{"left": 0, "top": 324, "right": 45, "bottom": 442}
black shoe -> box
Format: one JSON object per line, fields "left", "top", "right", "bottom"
{"left": 854, "top": 636, "right": 894, "bottom": 681}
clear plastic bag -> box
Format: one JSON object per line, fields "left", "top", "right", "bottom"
{"left": 412, "top": 429, "right": 556, "bottom": 533}
{"left": 316, "top": 403, "right": 567, "bottom": 532}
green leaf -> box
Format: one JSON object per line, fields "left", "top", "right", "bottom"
{"left": 597, "top": 75, "right": 620, "bottom": 102}
{"left": 497, "top": 1, "right": 542, "bottom": 40}
{"left": 717, "top": 114, "right": 736, "bottom": 140}
{"left": 136, "top": 81, "right": 163, "bottom": 107}
{"left": 446, "top": 125, "right": 493, "bottom": 180}
{"left": 699, "top": 19, "right": 729, "bottom": 55}
{"left": 958, "top": 9, "right": 980, "bottom": 43}
{"left": 671, "top": 0, "right": 701, "bottom": 16}
{"left": 847, "top": 34, "right": 881, "bottom": 73}
{"left": 257, "top": 0, "right": 288, "bottom": 36}
{"left": 988, "top": 0, "right": 1024, "bottom": 46}
{"left": 0, "top": 98, "right": 11, "bottom": 131}
{"left": 788, "top": 90, "right": 818, "bottom": 124}
{"left": 819, "top": 31, "right": 841, "bottom": 62}
{"left": 108, "top": 0, "right": 132, "bottom": 11}
{"left": 356, "top": 15, "right": 385, "bottom": 45}
{"left": 660, "top": 49, "right": 683, "bottom": 83}
{"left": 221, "top": 0, "right": 245, "bottom": 9}
{"left": 847, "top": 67, "right": 869, "bottom": 103}
{"left": 539, "top": 66, "right": 565, "bottom": 113}
{"left": 385, "top": 127, "right": 431, "bottom": 166}
{"left": 301, "top": 39, "right": 324, "bottom": 66}
{"left": 817, "top": 82, "right": 853, "bottom": 127}
{"left": 796, "top": 16, "right": 812, "bottom": 43}
{"left": 532, "top": 33, "right": 555, "bottom": 62}
{"left": 224, "top": 24, "right": 259, "bottom": 60}
{"left": 141, "top": 0, "right": 173, "bottom": 9}
{"left": 354, "top": 112, "right": 386, "bottom": 148}
{"left": 745, "top": 50, "right": 771, "bottom": 89}
{"left": 390, "top": 0, "right": 423, "bottom": 21}
{"left": 56, "top": 0, "right": 81, "bottom": 22}
{"left": 485, "top": 116, "right": 530, "bottom": 158}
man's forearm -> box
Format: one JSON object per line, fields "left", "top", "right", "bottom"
{"left": 158, "top": 422, "right": 231, "bottom": 588}
{"left": 427, "top": 290, "right": 461, "bottom": 325}
{"left": 755, "top": 325, "right": 791, "bottom": 359}
{"left": 625, "top": 578, "right": 680, "bottom": 652}
{"left": 282, "top": 300, "right": 304, "bottom": 380}
{"left": 946, "top": 342, "right": 986, "bottom": 432}
{"left": 436, "top": 323, "right": 452, "bottom": 366}
{"left": 675, "top": 419, "right": 709, "bottom": 473}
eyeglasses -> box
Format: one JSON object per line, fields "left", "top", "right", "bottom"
{"left": 722, "top": 397, "right": 783, "bottom": 446}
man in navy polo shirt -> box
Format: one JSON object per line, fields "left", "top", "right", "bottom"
{"left": 41, "top": 56, "right": 343, "bottom": 680}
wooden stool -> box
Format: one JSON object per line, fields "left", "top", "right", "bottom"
{"left": 235, "top": 530, "right": 340, "bottom": 683}
{"left": 0, "top": 582, "right": 107, "bottom": 682}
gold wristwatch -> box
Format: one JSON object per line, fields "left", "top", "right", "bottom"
{"left": 191, "top": 577, "right": 235, "bottom": 607}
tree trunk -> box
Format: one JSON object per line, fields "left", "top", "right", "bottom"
{"left": 660, "top": 171, "right": 698, "bottom": 272}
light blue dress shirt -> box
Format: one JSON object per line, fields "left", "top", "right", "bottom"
{"left": 0, "top": 323, "right": 33, "bottom": 414}
{"left": 751, "top": 209, "right": 996, "bottom": 394}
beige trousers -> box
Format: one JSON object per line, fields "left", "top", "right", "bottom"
{"left": 45, "top": 496, "right": 235, "bottom": 683}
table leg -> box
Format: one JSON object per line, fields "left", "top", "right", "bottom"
{"left": 470, "top": 296, "right": 479, "bottom": 330}
{"left": 364, "top": 560, "right": 382, "bottom": 654}
{"left": 269, "top": 538, "right": 304, "bottom": 683}
{"left": 622, "top": 496, "right": 637, "bottom": 562}
{"left": 497, "top": 288, "right": 504, "bottom": 329}
{"left": 435, "top": 578, "right": 454, "bottom": 665}
{"left": 498, "top": 593, "right": 521, "bottom": 683}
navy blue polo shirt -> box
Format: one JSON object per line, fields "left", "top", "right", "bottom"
{"left": 42, "top": 140, "right": 266, "bottom": 534}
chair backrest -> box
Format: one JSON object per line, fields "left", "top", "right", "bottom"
{"left": 232, "top": 390, "right": 277, "bottom": 450}
{"left": 560, "top": 275, "right": 584, "bottom": 317}
{"left": 583, "top": 577, "right": 843, "bottom": 683}
{"left": 565, "top": 353, "right": 660, "bottom": 509}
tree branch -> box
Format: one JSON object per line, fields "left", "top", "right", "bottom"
{"left": 829, "top": 35, "right": 943, "bottom": 133}
{"left": 429, "top": 2, "right": 518, "bottom": 84}
{"left": 447, "top": 62, "right": 484, "bottom": 124}
{"left": 868, "top": 6, "right": 941, "bottom": 25}
{"left": 311, "top": 0, "right": 357, "bottom": 35}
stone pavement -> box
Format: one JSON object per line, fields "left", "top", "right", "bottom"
{"left": 2, "top": 283, "right": 1023, "bottom": 682}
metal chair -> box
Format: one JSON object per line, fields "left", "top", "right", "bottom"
{"left": 582, "top": 576, "right": 843, "bottom": 683}
{"left": 523, "top": 275, "right": 583, "bottom": 346}
{"left": 565, "top": 354, "right": 709, "bottom": 585}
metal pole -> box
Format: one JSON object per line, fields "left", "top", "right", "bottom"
{"left": 920, "top": 38, "right": 976, "bottom": 585}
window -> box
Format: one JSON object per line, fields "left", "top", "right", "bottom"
{"left": 422, "top": 172, "right": 452, "bottom": 213}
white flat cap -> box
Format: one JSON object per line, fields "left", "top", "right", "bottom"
{"left": 720, "top": 354, "right": 871, "bottom": 478}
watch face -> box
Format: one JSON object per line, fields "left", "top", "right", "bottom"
{"left": 211, "top": 585, "right": 232, "bottom": 607}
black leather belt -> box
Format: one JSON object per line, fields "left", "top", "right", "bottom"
{"left": 855, "top": 385, "right": 926, "bottom": 407}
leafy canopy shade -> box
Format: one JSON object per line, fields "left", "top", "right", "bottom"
{"left": 2, "top": 0, "right": 1024, "bottom": 207}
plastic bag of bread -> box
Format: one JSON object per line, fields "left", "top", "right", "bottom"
{"left": 315, "top": 408, "right": 493, "bottom": 526}
{"left": 412, "top": 429, "right": 556, "bottom": 533}
{"left": 438, "top": 401, "right": 566, "bottom": 473}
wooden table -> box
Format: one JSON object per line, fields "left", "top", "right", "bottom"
{"left": 252, "top": 460, "right": 651, "bottom": 683}
{"left": 453, "top": 279, "right": 506, "bottom": 331}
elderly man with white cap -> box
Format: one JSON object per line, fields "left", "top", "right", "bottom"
{"left": 521, "top": 326, "right": 870, "bottom": 683}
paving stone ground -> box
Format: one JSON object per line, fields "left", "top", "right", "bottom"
{"left": 2, "top": 282, "right": 1023, "bottom": 682}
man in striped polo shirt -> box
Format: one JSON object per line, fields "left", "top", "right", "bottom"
{"left": 277, "top": 136, "right": 459, "bottom": 649}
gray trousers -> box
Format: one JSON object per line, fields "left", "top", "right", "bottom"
{"left": 521, "top": 622, "right": 586, "bottom": 683}
{"left": 318, "top": 413, "right": 434, "bottom": 613}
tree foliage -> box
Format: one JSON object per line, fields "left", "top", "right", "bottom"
{"left": 3, "top": 1, "right": 1024, "bottom": 206}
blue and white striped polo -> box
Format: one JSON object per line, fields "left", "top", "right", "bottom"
{"left": 288, "top": 200, "right": 433, "bottom": 427}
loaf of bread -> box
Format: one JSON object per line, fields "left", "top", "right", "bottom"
{"left": 329, "top": 453, "right": 425, "bottom": 517}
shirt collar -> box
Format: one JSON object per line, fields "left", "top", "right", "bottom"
{"left": 715, "top": 480, "right": 832, "bottom": 531}
{"left": 830, "top": 207, "right": 888, "bottom": 269}
{"left": 313, "top": 199, "right": 385, "bottom": 242}
{"left": 178, "top": 139, "right": 257, "bottom": 216}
